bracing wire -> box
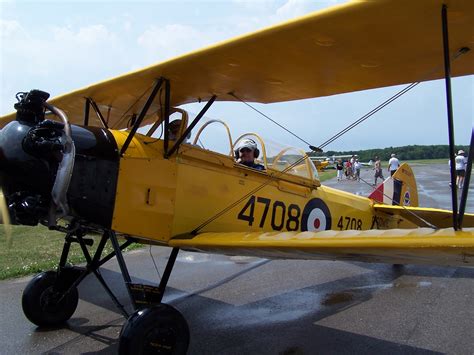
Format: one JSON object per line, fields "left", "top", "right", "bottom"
{"left": 228, "top": 92, "right": 321, "bottom": 152}
{"left": 192, "top": 153, "right": 310, "bottom": 233}
{"left": 149, "top": 245, "right": 162, "bottom": 281}
{"left": 358, "top": 176, "right": 437, "bottom": 229}
{"left": 193, "top": 47, "right": 470, "bottom": 233}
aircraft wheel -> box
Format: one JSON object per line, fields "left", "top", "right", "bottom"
{"left": 119, "top": 304, "right": 189, "bottom": 355}
{"left": 22, "top": 271, "right": 79, "bottom": 327}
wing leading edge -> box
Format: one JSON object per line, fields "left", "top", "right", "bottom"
{"left": 170, "top": 228, "right": 474, "bottom": 267}
{"left": 1, "top": 0, "right": 473, "bottom": 129}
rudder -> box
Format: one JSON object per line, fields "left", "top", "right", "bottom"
{"left": 369, "top": 163, "right": 418, "bottom": 207}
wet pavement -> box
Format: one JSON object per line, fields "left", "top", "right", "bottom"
{"left": 1, "top": 163, "right": 473, "bottom": 354}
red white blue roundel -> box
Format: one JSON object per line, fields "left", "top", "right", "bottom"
{"left": 301, "top": 198, "right": 331, "bottom": 232}
{"left": 404, "top": 190, "right": 411, "bottom": 205}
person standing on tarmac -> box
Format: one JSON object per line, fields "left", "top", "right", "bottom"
{"left": 354, "top": 159, "right": 361, "bottom": 181}
{"left": 455, "top": 150, "right": 467, "bottom": 189}
{"left": 374, "top": 156, "right": 384, "bottom": 185}
{"left": 336, "top": 159, "right": 344, "bottom": 181}
{"left": 388, "top": 153, "right": 400, "bottom": 176}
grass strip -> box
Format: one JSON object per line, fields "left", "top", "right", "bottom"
{"left": 0, "top": 225, "right": 142, "bottom": 280}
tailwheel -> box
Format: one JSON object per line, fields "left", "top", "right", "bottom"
{"left": 22, "top": 271, "right": 79, "bottom": 327}
{"left": 119, "top": 303, "right": 190, "bottom": 355}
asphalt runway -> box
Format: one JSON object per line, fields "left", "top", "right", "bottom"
{"left": 1, "top": 163, "right": 473, "bottom": 354}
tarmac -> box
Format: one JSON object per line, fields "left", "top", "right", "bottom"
{"left": 0, "top": 163, "right": 473, "bottom": 354}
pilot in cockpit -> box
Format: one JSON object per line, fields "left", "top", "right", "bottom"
{"left": 234, "top": 138, "right": 265, "bottom": 171}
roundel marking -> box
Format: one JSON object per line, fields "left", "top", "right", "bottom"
{"left": 301, "top": 198, "right": 331, "bottom": 232}
{"left": 404, "top": 191, "right": 411, "bottom": 205}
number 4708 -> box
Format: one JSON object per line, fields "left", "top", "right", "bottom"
{"left": 237, "top": 195, "right": 301, "bottom": 231}
{"left": 337, "top": 216, "right": 362, "bottom": 230}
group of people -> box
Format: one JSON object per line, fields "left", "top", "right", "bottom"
{"left": 336, "top": 155, "right": 361, "bottom": 181}
{"left": 170, "top": 121, "right": 469, "bottom": 189}
{"left": 335, "top": 153, "right": 401, "bottom": 185}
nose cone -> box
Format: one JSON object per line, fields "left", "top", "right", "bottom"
{"left": 0, "top": 121, "right": 53, "bottom": 224}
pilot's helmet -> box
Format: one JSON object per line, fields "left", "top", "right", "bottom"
{"left": 391, "top": 153, "right": 396, "bottom": 157}
{"left": 168, "top": 120, "right": 181, "bottom": 139}
{"left": 458, "top": 150, "right": 465, "bottom": 155}
{"left": 234, "top": 138, "right": 260, "bottom": 158}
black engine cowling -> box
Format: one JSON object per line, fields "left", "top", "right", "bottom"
{"left": 0, "top": 90, "right": 120, "bottom": 228}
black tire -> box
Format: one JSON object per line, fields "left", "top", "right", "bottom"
{"left": 119, "top": 304, "right": 190, "bottom": 355}
{"left": 22, "top": 271, "right": 79, "bottom": 327}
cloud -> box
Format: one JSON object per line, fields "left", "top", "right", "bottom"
{"left": 0, "top": 19, "right": 29, "bottom": 39}
{"left": 275, "top": 0, "right": 314, "bottom": 19}
{"left": 137, "top": 24, "right": 213, "bottom": 61}
{"left": 52, "top": 24, "right": 116, "bottom": 45}
{"left": 0, "top": 21, "right": 127, "bottom": 114}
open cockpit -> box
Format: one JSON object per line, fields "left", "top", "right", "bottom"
{"left": 138, "top": 108, "right": 320, "bottom": 186}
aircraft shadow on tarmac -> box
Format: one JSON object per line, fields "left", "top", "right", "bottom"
{"left": 31, "top": 261, "right": 462, "bottom": 354}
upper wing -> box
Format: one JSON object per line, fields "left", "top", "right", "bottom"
{"left": 1, "top": 0, "right": 473, "bottom": 129}
{"left": 169, "top": 228, "right": 474, "bottom": 267}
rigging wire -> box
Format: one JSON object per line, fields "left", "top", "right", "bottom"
{"left": 317, "top": 83, "right": 419, "bottom": 149}
{"left": 193, "top": 48, "right": 470, "bottom": 234}
{"left": 149, "top": 245, "right": 162, "bottom": 281}
{"left": 228, "top": 92, "right": 321, "bottom": 152}
{"left": 192, "top": 153, "right": 310, "bottom": 233}
{"left": 358, "top": 176, "right": 437, "bottom": 229}
{"left": 194, "top": 84, "right": 424, "bottom": 233}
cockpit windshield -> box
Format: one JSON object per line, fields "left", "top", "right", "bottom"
{"left": 139, "top": 111, "right": 319, "bottom": 183}
{"left": 193, "top": 118, "right": 319, "bottom": 182}
{"left": 268, "top": 146, "right": 319, "bottom": 180}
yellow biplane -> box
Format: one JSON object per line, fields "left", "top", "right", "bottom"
{"left": 0, "top": 0, "right": 473, "bottom": 353}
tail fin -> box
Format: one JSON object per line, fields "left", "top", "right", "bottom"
{"left": 369, "top": 163, "right": 418, "bottom": 207}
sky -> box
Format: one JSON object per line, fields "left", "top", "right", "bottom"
{"left": 1, "top": 0, "right": 473, "bottom": 154}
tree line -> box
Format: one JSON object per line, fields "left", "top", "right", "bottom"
{"left": 309, "top": 145, "right": 470, "bottom": 161}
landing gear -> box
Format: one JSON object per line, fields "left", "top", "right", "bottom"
{"left": 119, "top": 304, "right": 190, "bottom": 355}
{"left": 22, "top": 271, "right": 79, "bottom": 327}
{"left": 21, "top": 228, "right": 188, "bottom": 353}
{"left": 108, "top": 235, "right": 188, "bottom": 354}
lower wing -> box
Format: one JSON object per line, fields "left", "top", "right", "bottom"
{"left": 170, "top": 228, "right": 474, "bottom": 267}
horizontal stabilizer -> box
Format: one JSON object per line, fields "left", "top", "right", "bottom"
{"left": 373, "top": 204, "right": 474, "bottom": 228}
{"left": 170, "top": 228, "right": 474, "bottom": 267}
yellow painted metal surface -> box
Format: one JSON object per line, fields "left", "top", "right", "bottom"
{"left": 374, "top": 204, "right": 474, "bottom": 229}
{"left": 2, "top": 0, "right": 473, "bottom": 129}
{"left": 110, "top": 131, "right": 177, "bottom": 241}
{"left": 169, "top": 228, "right": 474, "bottom": 266}
{"left": 109, "top": 131, "right": 376, "bottom": 241}
{"left": 392, "top": 163, "right": 419, "bottom": 207}
{"left": 107, "top": 130, "right": 474, "bottom": 267}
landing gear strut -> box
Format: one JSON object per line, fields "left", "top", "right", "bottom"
{"left": 21, "top": 227, "right": 188, "bottom": 354}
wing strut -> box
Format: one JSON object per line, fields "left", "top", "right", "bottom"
{"left": 166, "top": 95, "right": 217, "bottom": 158}
{"left": 120, "top": 78, "right": 164, "bottom": 156}
{"left": 441, "top": 4, "right": 459, "bottom": 230}
{"left": 459, "top": 128, "right": 473, "bottom": 228}
{"left": 88, "top": 98, "right": 109, "bottom": 129}
{"left": 83, "top": 98, "right": 90, "bottom": 126}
